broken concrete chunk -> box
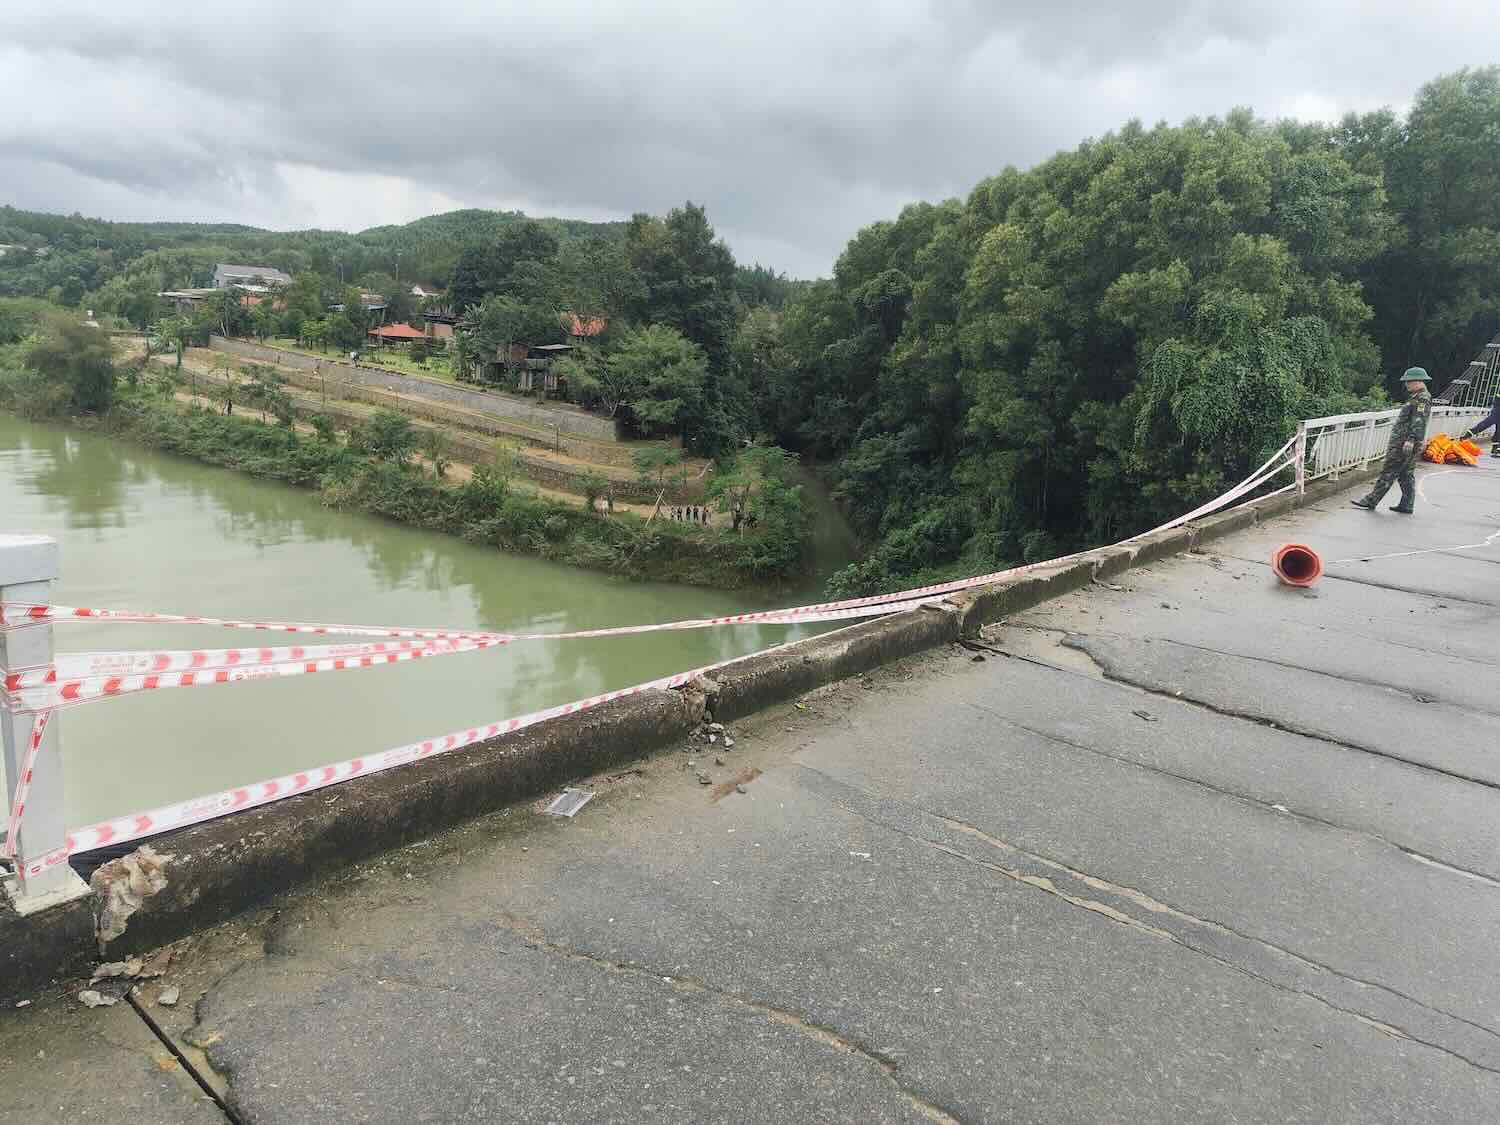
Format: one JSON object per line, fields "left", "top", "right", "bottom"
{"left": 696, "top": 772, "right": 712, "bottom": 785}
{"left": 157, "top": 986, "right": 180, "bottom": 1007}
{"left": 91, "top": 961, "right": 130, "bottom": 983}
{"left": 707, "top": 722, "right": 725, "bottom": 734}
{"left": 723, "top": 737, "right": 735, "bottom": 749}
{"left": 77, "top": 990, "right": 117, "bottom": 1009}
{"left": 91, "top": 846, "right": 176, "bottom": 947}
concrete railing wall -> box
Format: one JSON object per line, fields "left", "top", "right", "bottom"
{"left": 210, "top": 337, "right": 621, "bottom": 442}
{"left": 0, "top": 466, "right": 1376, "bottom": 994}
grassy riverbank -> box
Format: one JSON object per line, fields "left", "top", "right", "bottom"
{"left": 1, "top": 365, "right": 805, "bottom": 589}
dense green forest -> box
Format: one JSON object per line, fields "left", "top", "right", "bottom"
{"left": 4, "top": 66, "right": 1498, "bottom": 595}
{"left": 757, "top": 66, "right": 1500, "bottom": 593}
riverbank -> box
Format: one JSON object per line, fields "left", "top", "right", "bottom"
{"left": 46, "top": 388, "right": 797, "bottom": 589}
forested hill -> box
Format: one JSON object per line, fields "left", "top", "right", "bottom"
{"left": 0, "top": 205, "right": 631, "bottom": 300}
{"left": 760, "top": 66, "right": 1500, "bottom": 594}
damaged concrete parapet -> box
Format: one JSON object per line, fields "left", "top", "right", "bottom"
{"left": 1186, "top": 505, "right": 1259, "bottom": 545}
{"left": 0, "top": 463, "right": 1387, "bottom": 995}
{"left": 85, "top": 687, "right": 705, "bottom": 959}
{"left": 710, "top": 607, "right": 960, "bottom": 723}
{"left": 948, "top": 559, "right": 1098, "bottom": 636}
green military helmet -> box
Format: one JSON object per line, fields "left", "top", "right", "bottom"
{"left": 1402, "top": 366, "right": 1430, "bottom": 382}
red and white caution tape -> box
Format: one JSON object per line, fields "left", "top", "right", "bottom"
{"left": 61, "top": 640, "right": 786, "bottom": 859}
{"left": 3, "top": 710, "right": 50, "bottom": 860}
{"left": 3, "top": 441, "right": 1298, "bottom": 871}
{"left": 0, "top": 437, "right": 1295, "bottom": 654}
{"left": 2, "top": 636, "right": 510, "bottom": 713}
{"left": 0, "top": 597, "right": 946, "bottom": 714}
{"left": 0, "top": 601, "right": 506, "bottom": 640}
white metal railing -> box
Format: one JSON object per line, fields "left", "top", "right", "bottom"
{"left": 1433, "top": 335, "right": 1500, "bottom": 409}
{"left": 1295, "top": 405, "right": 1489, "bottom": 488}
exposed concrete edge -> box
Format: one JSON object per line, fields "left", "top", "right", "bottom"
{"left": 0, "top": 466, "right": 1377, "bottom": 996}
{"left": 0, "top": 884, "right": 95, "bottom": 996}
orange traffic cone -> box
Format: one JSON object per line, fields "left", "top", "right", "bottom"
{"left": 1272, "top": 543, "right": 1322, "bottom": 587}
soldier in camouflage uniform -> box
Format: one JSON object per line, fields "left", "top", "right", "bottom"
{"left": 1351, "top": 367, "right": 1433, "bottom": 515}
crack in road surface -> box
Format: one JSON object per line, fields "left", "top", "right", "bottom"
{"left": 482, "top": 912, "right": 966, "bottom": 1125}
{"left": 794, "top": 766, "right": 1500, "bottom": 1077}
{"left": 960, "top": 698, "right": 1500, "bottom": 889}
{"left": 1053, "top": 636, "right": 1500, "bottom": 795}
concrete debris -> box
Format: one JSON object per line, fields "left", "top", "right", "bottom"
{"left": 91, "top": 846, "right": 175, "bottom": 947}
{"left": 544, "top": 788, "right": 596, "bottom": 818}
{"left": 709, "top": 734, "right": 719, "bottom": 744}
{"left": 707, "top": 723, "right": 725, "bottom": 734}
{"left": 77, "top": 990, "right": 118, "bottom": 1009}
{"left": 735, "top": 785, "right": 747, "bottom": 795}
{"left": 697, "top": 772, "right": 712, "bottom": 786}
{"left": 715, "top": 757, "right": 726, "bottom": 766}
{"left": 723, "top": 737, "right": 735, "bottom": 749}
{"left": 1131, "top": 709, "right": 1159, "bottom": 723}
{"left": 14, "top": 1000, "right": 31, "bottom": 1009}
{"left": 91, "top": 961, "right": 131, "bottom": 983}
{"left": 138, "top": 948, "right": 172, "bottom": 979}
{"left": 157, "top": 986, "right": 181, "bottom": 1007}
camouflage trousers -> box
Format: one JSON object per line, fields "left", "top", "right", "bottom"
{"left": 1361, "top": 450, "right": 1418, "bottom": 509}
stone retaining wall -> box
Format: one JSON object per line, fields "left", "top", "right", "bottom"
{"left": 210, "top": 337, "right": 620, "bottom": 442}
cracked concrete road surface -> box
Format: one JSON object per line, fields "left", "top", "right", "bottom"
{"left": 8, "top": 462, "right": 1500, "bottom": 1124}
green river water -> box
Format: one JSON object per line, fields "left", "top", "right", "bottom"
{"left": 0, "top": 413, "right": 850, "bottom": 829}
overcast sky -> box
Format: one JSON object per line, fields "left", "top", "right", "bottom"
{"left": 1, "top": 2, "right": 1492, "bottom": 276}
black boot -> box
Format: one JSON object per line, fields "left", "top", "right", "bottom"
{"left": 1350, "top": 497, "right": 1377, "bottom": 510}
{"left": 1388, "top": 504, "right": 1414, "bottom": 514}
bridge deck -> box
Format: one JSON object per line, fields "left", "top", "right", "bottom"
{"left": 5, "top": 460, "right": 1500, "bottom": 1123}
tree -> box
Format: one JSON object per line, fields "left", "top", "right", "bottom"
{"left": 301, "top": 317, "right": 330, "bottom": 352}
{"left": 250, "top": 298, "right": 280, "bottom": 341}
{"left": 309, "top": 414, "right": 338, "bottom": 443}
{"left": 708, "top": 445, "right": 802, "bottom": 529}
{"left": 24, "top": 316, "right": 116, "bottom": 413}
{"left": 623, "top": 203, "right": 741, "bottom": 453}
{"left": 556, "top": 347, "right": 633, "bottom": 417}
{"left": 152, "top": 315, "right": 192, "bottom": 369}
{"left": 215, "top": 359, "right": 239, "bottom": 416}
{"left": 448, "top": 222, "right": 561, "bottom": 311}
{"left": 1345, "top": 67, "right": 1500, "bottom": 377}
{"left": 632, "top": 446, "right": 684, "bottom": 500}
{"left": 360, "top": 409, "right": 418, "bottom": 465}
{"left": 243, "top": 363, "right": 293, "bottom": 425}
{"left": 418, "top": 427, "right": 451, "bottom": 479}
{"left": 607, "top": 325, "right": 707, "bottom": 438}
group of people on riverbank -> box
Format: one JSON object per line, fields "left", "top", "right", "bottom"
{"left": 670, "top": 505, "right": 712, "bottom": 525}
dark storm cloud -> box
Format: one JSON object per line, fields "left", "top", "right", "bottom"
{"left": 1, "top": 1, "right": 1492, "bottom": 275}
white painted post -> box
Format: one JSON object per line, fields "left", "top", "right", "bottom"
{"left": 1294, "top": 424, "right": 1308, "bottom": 496}
{"left": 0, "top": 535, "right": 90, "bottom": 912}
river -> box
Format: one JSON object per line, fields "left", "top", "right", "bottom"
{"left": 1, "top": 413, "right": 847, "bottom": 829}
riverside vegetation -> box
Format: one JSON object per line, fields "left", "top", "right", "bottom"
{"left": 0, "top": 308, "right": 810, "bottom": 589}
{"left": 4, "top": 67, "right": 1499, "bottom": 594}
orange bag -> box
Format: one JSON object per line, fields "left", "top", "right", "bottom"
{"left": 1422, "top": 434, "right": 1481, "bottom": 466}
{"left": 1423, "top": 434, "right": 1453, "bottom": 463}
